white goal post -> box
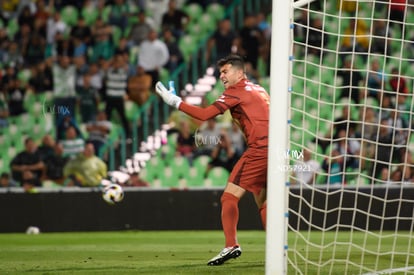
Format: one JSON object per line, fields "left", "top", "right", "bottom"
{"left": 267, "top": 0, "right": 414, "bottom": 274}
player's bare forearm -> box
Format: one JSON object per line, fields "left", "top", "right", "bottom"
{"left": 178, "top": 102, "right": 221, "bottom": 121}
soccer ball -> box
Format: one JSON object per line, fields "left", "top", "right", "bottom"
{"left": 102, "top": 183, "right": 124, "bottom": 205}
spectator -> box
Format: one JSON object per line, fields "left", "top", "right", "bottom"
{"left": 162, "top": 28, "right": 184, "bottom": 73}
{"left": 371, "top": 118, "right": 393, "bottom": 179}
{"left": 176, "top": 120, "right": 196, "bottom": 161}
{"left": 228, "top": 121, "right": 246, "bottom": 160}
{"left": 0, "top": 91, "right": 9, "bottom": 128}
{"left": 10, "top": 137, "right": 45, "bottom": 186}
{"left": 52, "top": 55, "right": 77, "bottom": 124}
{"left": 340, "top": 18, "right": 369, "bottom": 62}
{"left": 206, "top": 18, "right": 237, "bottom": 66}
{"left": 70, "top": 16, "right": 92, "bottom": 46}
{"left": 46, "top": 11, "right": 67, "bottom": 46}
{"left": 104, "top": 53, "right": 131, "bottom": 138}
{"left": 28, "top": 61, "right": 53, "bottom": 93}
{"left": 90, "top": 16, "right": 114, "bottom": 62}
{"left": 2, "top": 42, "right": 24, "bottom": 69}
{"left": 194, "top": 118, "right": 221, "bottom": 157}
{"left": 322, "top": 148, "right": 346, "bottom": 185}
{"left": 43, "top": 142, "right": 69, "bottom": 185}
{"left": 292, "top": 148, "right": 322, "bottom": 185}
{"left": 236, "top": 13, "right": 264, "bottom": 71}
{"left": 77, "top": 74, "right": 100, "bottom": 123}
{"left": 138, "top": 29, "right": 170, "bottom": 88}
{"left": 389, "top": 67, "right": 409, "bottom": 94}
{"left": 337, "top": 56, "right": 364, "bottom": 104}
{"left": 37, "top": 134, "right": 56, "bottom": 161}
{"left": 6, "top": 77, "right": 25, "bottom": 117}
{"left": 21, "top": 170, "right": 42, "bottom": 192}
{"left": 307, "top": 17, "right": 328, "bottom": 57}
{"left": 124, "top": 171, "right": 150, "bottom": 187}
{"left": 86, "top": 111, "right": 112, "bottom": 156}
{"left": 127, "top": 66, "right": 152, "bottom": 106}
{"left": 161, "top": 0, "right": 189, "bottom": 39}
{"left": 59, "top": 126, "right": 85, "bottom": 160}
{"left": 389, "top": 0, "right": 407, "bottom": 34}
{"left": 371, "top": 19, "right": 391, "bottom": 56}
{"left": 56, "top": 115, "right": 83, "bottom": 140}
{"left": 86, "top": 62, "right": 104, "bottom": 91}
{"left": 366, "top": 58, "right": 386, "bottom": 101}
{"left": 205, "top": 132, "right": 236, "bottom": 176}
{"left": 0, "top": 172, "right": 17, "bottom": 188}
{"left": 24, "top": 33, "right": 47, "bottom": 67}
{"left": 63, "top": 142, "right": 107, "bottom": 187}
{"left": 108, "top": 0, "right": 130, "bottom": 32}
{"left": 127, "top": 10, "right": 155, "bottom": 47}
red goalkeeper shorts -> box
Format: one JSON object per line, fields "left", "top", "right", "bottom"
{"left": 229, "top": 147, "right": 268, "bottom": 195}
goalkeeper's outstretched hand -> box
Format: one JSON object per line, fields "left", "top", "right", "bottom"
{"left": 155, "top": 81, "right": 182, "bottom": 109}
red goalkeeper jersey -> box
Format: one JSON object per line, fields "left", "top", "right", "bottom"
{"left": 179, "top": 79, "right": 269, "bottom": 149}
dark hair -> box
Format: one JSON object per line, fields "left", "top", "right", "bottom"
{"left": 217, "top": 54, "right": 246, "bottom": 71}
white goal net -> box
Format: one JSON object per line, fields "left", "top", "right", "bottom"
{"left": 286, "top": 0, "right": 414, "bottom": 274}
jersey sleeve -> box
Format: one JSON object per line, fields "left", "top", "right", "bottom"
{"left": 178, "top": 102, "right": 222, "bottom": 121}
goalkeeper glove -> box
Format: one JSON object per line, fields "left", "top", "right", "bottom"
{"left": 155, "top": 81, "right": 182, "bottom": 109}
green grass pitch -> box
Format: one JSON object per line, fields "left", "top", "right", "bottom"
{"left": 0, "top": 230, "right": 412, "bottom": 274}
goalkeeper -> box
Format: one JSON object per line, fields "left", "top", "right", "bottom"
{"left": 156, "top": 54, "right": 269, "bottom": 266}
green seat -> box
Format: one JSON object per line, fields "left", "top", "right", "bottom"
{"left": 160, "top": 166, "right": 180, "bottom": 188}
{"left": 206, "top": 3, "right": 225, "bottom": 21}
{"left": 185, "top": 166, "right": 204, "bottom": 187}
{"left": 207, "top": 167, "right": 229, "bottom": 187}
{"left": 61, "top": 5, "right": 79, "bottom": 26}
{"left": 183, "top": 3, "right": 203, "bottom": 23}
{"left": 125, "top": 100, "right": 139, "bottom": 121}
{"left": 169, "top": 156, "right": 190, "bottom": 178}
{"left": 198, "top": 13, "right": 216, "bottom": 33}
{"left": 81, "top": 6, "right": 99, "bottom": 26}
{"left": 6, "top": 18, "right": 19, "bottom": 39}
{"left": 178, "top": 35, "right": 197, "bottom": 61}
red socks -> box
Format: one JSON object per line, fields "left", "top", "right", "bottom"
{"left": 259, "top": 201, "right": 267, "bottom": 229}
{"left": 221, "top": 192, "right": 240, "bottom": 247}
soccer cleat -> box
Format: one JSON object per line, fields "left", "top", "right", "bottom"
{"left": 207, "top": 246, "right": 242, "bottom": 266}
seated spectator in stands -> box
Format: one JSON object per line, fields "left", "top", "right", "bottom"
{"left": 6, "top": 77, "right": 26, "bottom": 117}
{"left": 124, "top": 171, "right": 150, "bottom": 187}
{"left": 194, "top": 118, "right": 221, "bottom": 157}
{"left": 63, "top": 142, "right": 107, "bottom": 187}
{"left": 59, "top": 126, "right": 85, "bottom": 160}
{"left": 28, "top": 61, "right": 53, "bottom": 93}
{"left": 228, "top": 121, "right": 246, "bottom": 160}
{"left": 322, "top": 148, "right": 346, "bottom": 185}
{"left": 337, "top": 56, "right": 364, "bottom": 104}
{"left": 24, "top": 33, "right": 47, "bottom": 66}
{"left": 86, "top": 111, "right": 112, "bottom": 156}
{"left": 37, "top": 134, "right": 56, "bottom": 161}
{"left": 366, "top": 58, "right": 387, "bottom": 101}
{"left": 86, "top": 62, "right": 104, "bottom": 92}
{"left": 0, "top": 91, "right": 9, "bottom": 128}
{"left": 108, "top": 0, "right": 130, "bottom": 32}
{"left": 70, "top": 16, "right": 92, "bottom": 46}
{"left": 2, "top": 42, "right": 24, "bottom": 69}
{"left": 340, "top": 18, "right": 369, "bottom": 62}
{"left": 162, "top": 28, "right": 184, "bottom": 73}
{"left": 176, "top": 120, "right": 196, "bottom": 161}
{"left": 370, "top": 118, "right": 393, "bottom": 180}
{"left": 307, "top": 17, "right": 328, "bottom": 56}
{"left": 127, "top": 66, "right": 152, "bottom": 106}
{"left": 77, "top": 74, "right": 100, "bottom": 123}
{"left": 292, "top": 148, "right": 321, "bottom": 185}
{"left": 21, "top": 170, "right": 42, "bottom": 192}
{"left": 127, "top": 10, "right": 154, "bottom": 47}
{"left": 205, "top": 132, "right": 236, "bottom": 177}
{"left": 161, "top": 0, "right": 189, "bottom": 39}
{"left": 10, "top": 137, "right": 45, "bottom": 186}
{"left": 389, "top": 67, "right": 409, "bottom": 95}
{"left": 46, "top": 11, "right": 67, "bottom": 46}
{"left": 43, "top": 142, "right": 69, "bottom": 185}
{"left": 56, "top": 114, "right": 83, "bottom": 140}
{"left": 371, "top": 19, "right": 391, "bottom": 56}
{"left": 0, "top": 172, "right": 17, "bottom": 187}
